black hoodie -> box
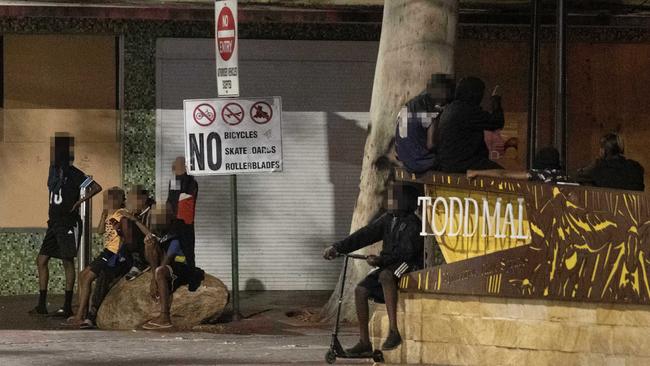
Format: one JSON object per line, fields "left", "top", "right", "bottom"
{"left": 332, "top": 185, "right": 424, "bottom": 271}
{"left": 436, "top": 77, "right": 505, "bottom": 173}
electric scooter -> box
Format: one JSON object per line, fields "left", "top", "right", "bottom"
{"left": 325, "top": 253, "right": 384, "bottom": 364}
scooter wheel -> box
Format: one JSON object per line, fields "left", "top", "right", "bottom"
{"left": 325, "top": 349, "right": 336, "bottom": 364}
{"left": 372, "top": 350, "right": 384, "bottom": 363}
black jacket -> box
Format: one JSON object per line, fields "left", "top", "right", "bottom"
{"left": 578, "top": 156, "right": 645, "bottom": 191}
{"left": 333, "top": 212, "right": 424, "bottom": 271}
{"left": 436, "top": 96, "right": 504, "bottom": 173}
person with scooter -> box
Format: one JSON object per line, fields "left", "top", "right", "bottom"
{"left": 323, "top": 182, "right": 424, "bottom": 357}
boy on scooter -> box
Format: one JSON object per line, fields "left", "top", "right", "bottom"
{"left": 323, "top": 182, "right": 424, "bottom": 356}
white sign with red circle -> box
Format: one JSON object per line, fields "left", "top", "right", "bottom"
{"left": 184, "top": 97, "right": 283, "bottom": 176}
{"left": 215, "top": 0, "right": 239, "bottom": 97}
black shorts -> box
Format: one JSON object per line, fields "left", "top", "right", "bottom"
{"left": 358, "top": 268, "right": 397, "bottom": 304}
{"left": 166, "top": 262, "right": 204, "bottom": 292}
{"left": 39, "top": 222, "right": 80, "bottom": 260}
{"left": 89, "top": 249, "right": 130, "bottom": 277}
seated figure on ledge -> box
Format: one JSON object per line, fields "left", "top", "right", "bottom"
{"left": 577, "top": 132, "right": 645, "bottom": 191}
{"left": 394, "top": 73, "right": 454, "bottom": 174}
{"left": 436, "top": 76, "right": 505, "bottom": 173}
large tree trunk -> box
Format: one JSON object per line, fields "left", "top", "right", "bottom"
{"left": 320, "top": 0, "right": 458, "bottom": 323}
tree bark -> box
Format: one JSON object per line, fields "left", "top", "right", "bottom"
{"left": 320, "top": 0, "right": 458, "bottom": 323}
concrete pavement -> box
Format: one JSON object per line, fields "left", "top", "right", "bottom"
{"left": 0, "top": 291, "right": 376, "bottom": 365}
{"left": 0, "top": 329, "right": 365, "bottom": 366}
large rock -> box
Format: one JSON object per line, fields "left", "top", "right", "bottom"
{"left": 97, "top": 271, "right": 229, "bottom": 330}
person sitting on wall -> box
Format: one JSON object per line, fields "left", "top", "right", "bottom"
{"left": 64, "top": 186, "right": 136, "bottom": 328}
{"left": 436, "top": 77, "right": 505, "bottom": 173}
{"left": 466, "top": 146, "right": 566, "bottom": 183}
{"left": 394, "top": 73, "right": 455, "bottom": 173}
{"left": 322, "top": 182, "right": 424, "bottom": 356}
{"left": 31, "top": 133, "right": 102, "bottom": 317}
{"left": 576, "top": 132, "right": 645, "bottom": 191}
{"left": 123, "top": 204, "right": 205, "bottom": 330}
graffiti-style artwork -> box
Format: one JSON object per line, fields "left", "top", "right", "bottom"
{"left": 397, "top": 169, "right": 650, "bottom": 305}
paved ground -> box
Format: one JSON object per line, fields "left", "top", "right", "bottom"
{"left": 0, "top": 291, "right": 373, "bottom": 366}
{"left": 0, "top": 329, "right": 365, "bottom": 366}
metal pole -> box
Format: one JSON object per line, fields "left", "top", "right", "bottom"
{"left": 554, "top": 0, "right": 568, "bottom": 172}
{"left": 527, "top": 0, "right": 541, "bottom": 169}
{"left": 230, "top": 174, "right": 241, "bottom": 319}
{"left": 78, "top": 178, "right": 92, "bottom": 274}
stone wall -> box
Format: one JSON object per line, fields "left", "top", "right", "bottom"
{"left": 371, "top": 292, "right": 650, "bottom": 365}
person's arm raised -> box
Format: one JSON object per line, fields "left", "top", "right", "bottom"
{"left": 121, "top": 210, "right": 154, "bottom": 237}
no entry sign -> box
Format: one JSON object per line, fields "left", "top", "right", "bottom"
{"left": 184, "top": 97, "right": 283, "bottom": 176}
{"left": 215, "top": 0, "right": 239, "bottom": 97}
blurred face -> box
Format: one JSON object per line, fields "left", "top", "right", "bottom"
{"left": 172, "top": 157, "right": 187, "bottom": 176}
{"left": 426, "top": 74, "right": 454, "bottom": 103}
{"left": 149, "top": 205, "right": 172, "bottom": 235}
{"left": 387, "top": 183, "right": 417, "bottom": 213}
{"left": 50, "top": 135, "right": 75, "bottom": 166}
{"left": 103, "top": 189, "right": 125, "bottom": 211}
{"left": 387, "top": 184, "right": 398, "bottom": 212}
{"left": 126, "top": 189, "right": 149, "bottom": 215}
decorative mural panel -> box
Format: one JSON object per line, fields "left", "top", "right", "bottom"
{"left": 398, "top": 169, "right": 650, "bottom": 305}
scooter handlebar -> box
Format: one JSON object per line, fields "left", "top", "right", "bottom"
{"left": 338, "top": 253, "right": 368, "bottom": 260}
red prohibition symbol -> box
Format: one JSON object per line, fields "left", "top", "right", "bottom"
{"left": 222, "top": 102, "right": 245, "bottom": 125}
{"left": 250, "top": 102, "right": 273, "bottom": 124}
{"left": 193, "top": 103, "right": 216, "bottom": 126}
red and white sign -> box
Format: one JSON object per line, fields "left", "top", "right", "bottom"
{"left": 215, "top": 0, "right": 239, "bottom": 97}
{"left": 184, "top": 97, "right": 283, "bottom": 176}
{"left": 217, "top": 5, "right": 235, "bottom": 61}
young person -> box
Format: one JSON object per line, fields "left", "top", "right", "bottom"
{"left": 467, "top": 147, "right": 566, "bottom": 183}
{"left": 322, "top": 183, "right": 424, "bottom": 355}
{"left": 123, "top": 205, "right": 204, "bottom": 330}
{"left": 85, "top": 186, "right": 151, "bottom": 326}
{"left": 64, "top": 187, "right": 136, "bottom": 328}
{"left": 31, "top": 133, "right": 102, "bottom": 316}
{"left": 167, "top": 157, "right": 199, "bottom": 269}
{"left": 394, "top": 73, "right": 455, "bottom": 173}
{"left": 436, "top": 77, "right": 505, "bottom": 173}
{"left": 124, "top": 186, "right": 155, "bottom": 281}
{"left": 577, "top": 133, "right": 644, "bottom": 191}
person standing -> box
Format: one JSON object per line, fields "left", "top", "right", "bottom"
{"left": 167, "top": 157, "right": 198, "bottom": 268}
{"left": 30, "top": 133, "right": 102, "bottom": 316}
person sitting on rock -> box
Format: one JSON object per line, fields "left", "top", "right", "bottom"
{"left": 85, "top": 186, "right": 150, "bottom": 326}
{"left": 123, "top": 204, "right": 204, "bottom": 330}
{"left": 64, "top": 187, "right": 137, "bottom": 328}
{"left": 322, "top": 182, "right": 424, "bottom": 356}
{"left": 394, "top": 73, "right": 454, "bottom": 173}
{"left": 123, "top": 186, "right": 156, "bottom": 281}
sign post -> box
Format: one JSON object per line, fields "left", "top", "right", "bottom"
{"left": 216, "top": 0, "right": 241, "bottom": 318}
{"left": 184, "top": 96, "right": 283, "bottom": 318}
